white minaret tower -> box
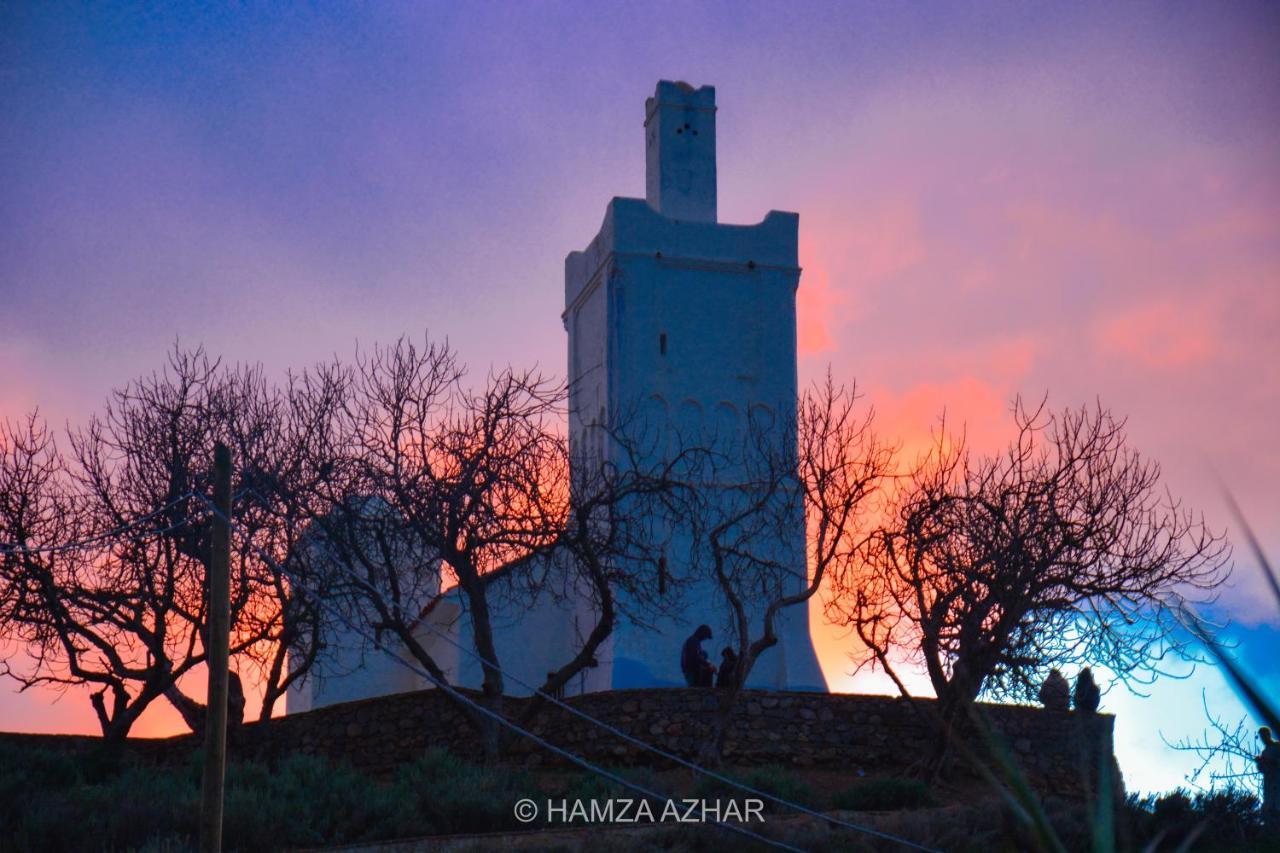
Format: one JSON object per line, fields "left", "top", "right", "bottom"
{"left": 563, "top": 81, "right": 827, "bottom": 692}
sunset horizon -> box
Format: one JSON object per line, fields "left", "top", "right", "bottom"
{"left": 2, "top": 3, "right": 1277, "bottom": 844}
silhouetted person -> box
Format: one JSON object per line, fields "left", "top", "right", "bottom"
{"left": 1073, "top": 667, "right": 1100, "bottom": 714}
{"left": 1038, "top": 668, "right": 1070, "bottom": 711}
{"left": 1258, "top": 726, "right": 1279, "bottom": 830}
{"left": 681, "top": 624, "right": 715, "bottom": 687}
{"left": 716, "top": 647, "right": 739, "bottom": 690}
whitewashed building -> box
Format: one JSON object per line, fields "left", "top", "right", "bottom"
{"left": 289, "top": 80, "right": 826, "bottom": 713}
{"left": 554, "top": 81, "right": 826, "bottom": 692}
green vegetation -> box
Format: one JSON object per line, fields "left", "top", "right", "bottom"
{"left": 0, "top": 740, "right": 1271, "bottom": 851}
{"left": 1121, "top": 788, "right": 1266, "bottom": 852}
{"left": 0, "top": 745, "right": 534, "bottom": 851}
{"left": 393, "top": 748, "right": 533, "bottom": 835}
{"left": 561, "top": 762, "right": 664, "bottom": 803}
{"left": 693, "top": 763, "right": 816, "bottom": 812}
{"left": 830, "top": 777, "right": 935, "bottom": 812}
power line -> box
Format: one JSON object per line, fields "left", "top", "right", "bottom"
{"left": 0, "top": 492, "right": 201, "bottom": 556}
{"left": 409, "top": 613, "right": 941, "bottom": 852}
{"left": 364, "top": 639, "right": 806, "bottom": 852}
{"left": 207, "top": 491, "right": 938, "bottom": 852}
{"left": 198, "top": 499, "right": 805, "bottom": 853}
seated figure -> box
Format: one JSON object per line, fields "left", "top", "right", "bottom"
{"left": 680, "top": 624, "right": 716, "bottom": 687}
{"left": 716, "top": 647, "right": 739, "bottom": 690}
{"left": 1038, "top": 668, "right": 1070, "bottom": 712}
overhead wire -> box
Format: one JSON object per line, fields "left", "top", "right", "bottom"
{"left": 196, "top": 493, "right": 808, "bottom": 853}
{"left": 409, "top": 607, "right": 941, "bottom": 852}
{"left": 209, "top": 490, "right": 940, "bottom": 852}
{"left": 0, "top": 492, "right": 201, "bottom": 556}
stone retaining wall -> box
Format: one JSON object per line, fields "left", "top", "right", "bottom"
{"left": 0, "top": 688, "right": 1116, "bottom": 796}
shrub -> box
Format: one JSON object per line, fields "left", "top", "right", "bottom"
{"left": 0, "top": 745, "right": 419, "bottom": 851}
{"left": 1124, "top": 786, "right": 1263, "bottom": 851}
{"left": 0, "top": 744, "right": 80, "bottom": 807}
{"left": 4, "top": 763, "right": 198, "bottom": 852}
{"left": 390, "top": 748, "right": 532, "bottom": 834}
{"left": 694, "top": 764, "right": 815, "bottom": 812}
{"left": 561, "top": 764, "right": 664, "bottom": 804}
{"left": 222, "top": 754, "right": 409, "bottom": 849}
{"left": 831, "top": 778, "right": 936, "bottom": 812}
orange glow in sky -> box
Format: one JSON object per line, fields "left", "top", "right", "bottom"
{"left": 1, "top": 1, "right": 1277, "bottom": 794}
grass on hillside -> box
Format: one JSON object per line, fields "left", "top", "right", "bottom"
{"left": 0, "top": 741, "right": 1270, "bottom": 852}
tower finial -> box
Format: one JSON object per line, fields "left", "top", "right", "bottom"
{"left": 645, "top": 81, "right": 717, "bottom": 222}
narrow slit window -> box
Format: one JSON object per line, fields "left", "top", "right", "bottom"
{"left": 659, "top": 333, "right": 667, "bottom": 356}
{"left": 657, "top": 555, "right": 667, "bottom": 595}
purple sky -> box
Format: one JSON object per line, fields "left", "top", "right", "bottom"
{"left": 2, "top": 2, "right": 1278, "bottom": 793}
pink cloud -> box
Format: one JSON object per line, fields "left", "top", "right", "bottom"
{"left": 796, "top": 241, "right": 841, "bottom": 355}
{"left": 1094, "top": 299, "right": 1218, "bottom": 369}
{"left": 797, "top": 197, "right": 925, "bottom": 355}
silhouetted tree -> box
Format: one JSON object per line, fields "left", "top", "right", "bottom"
{"left": 516, "top": 407, "right": 694, "bottom": 724}
{"left": 0, "top": 348, "right": 329, "bottom": 738}
{"left": 830, "top": 398, "right": 1231, "bottom": 772}
{"left": 1168, "top": 692, "right": 1265, "bottom": 797}
{"left": 294, "top": 336, "right": 688, "bottom": 759}
{"left": 689, "top": 377, "right": 892, "bottom": 765}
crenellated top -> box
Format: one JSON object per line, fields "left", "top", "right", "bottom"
{"left": 563, "top": 198, "right": 799, "bottom": 317}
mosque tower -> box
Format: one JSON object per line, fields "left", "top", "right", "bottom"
{"left": 563, "top": 81, "right": 827, "bottom": 691}
{"left": 287, "top": 82, "right": 827, "bottom": 713}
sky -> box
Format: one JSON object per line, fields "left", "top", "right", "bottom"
{"left": 2, "top": 1, "right": 1278, "bottom": 795}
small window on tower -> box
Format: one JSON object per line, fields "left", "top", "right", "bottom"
{"left": 657, "top": 555, "right": 668, "bottom": 595}
{"left": 659, "top": 333, "right": 667, "bottom": 356}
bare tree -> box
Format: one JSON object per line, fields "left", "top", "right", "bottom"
{"left": 217, "top": 363, "right": 351, "bottom": 720}
{"left": 0, "top": 416, "right": 118, "bottom": 727}
{"left": 0, "top": 348, "right": 330, "bottom": 737}
{"left": 1167, "top": 692, "right": 1265, "bottom": 795}
{"left": 690, "top": 377, "right": 892, "bottom": 765}
{"left": 332, "top": 338, "right": 561, "bottom": 759}
{"left": 516, "top": 408, "right": 696, "bottom": 725}
{"left": 289, "top": 337, "right": 697, "bottom": 758}
{"left": 829, "top": 397, "right": 1231, "bottom": 770}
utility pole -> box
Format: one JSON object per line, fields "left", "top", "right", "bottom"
{"left": 199, "top": 442, "right": 232, "bottom": 853}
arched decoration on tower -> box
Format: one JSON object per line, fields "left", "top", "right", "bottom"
{"left": 747, "top": 402, "right": 775, "bottom": 432}
{"left": 640, "top": 393, "right": 670, "bottom": 461}
{"left": 714, "top": 401, "right": 741, "bottom": 454}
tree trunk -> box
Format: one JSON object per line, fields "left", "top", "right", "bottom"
{"left": 164, "top": 674, "right": 246, "bottom": 735}
{"left": 91, "top": 686, "right": 135, "bottom": 742}
{"left": 518, "top": 556, "right": 616, "bottom": 729}
{"left": 465, "top": 584, "right": 505, "bottom": 763}
{"left": 697, "top": 685, "right": 741, "bottom": 768}
{"left": 921, "top": 674, "right": 983, "bottom": 782}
